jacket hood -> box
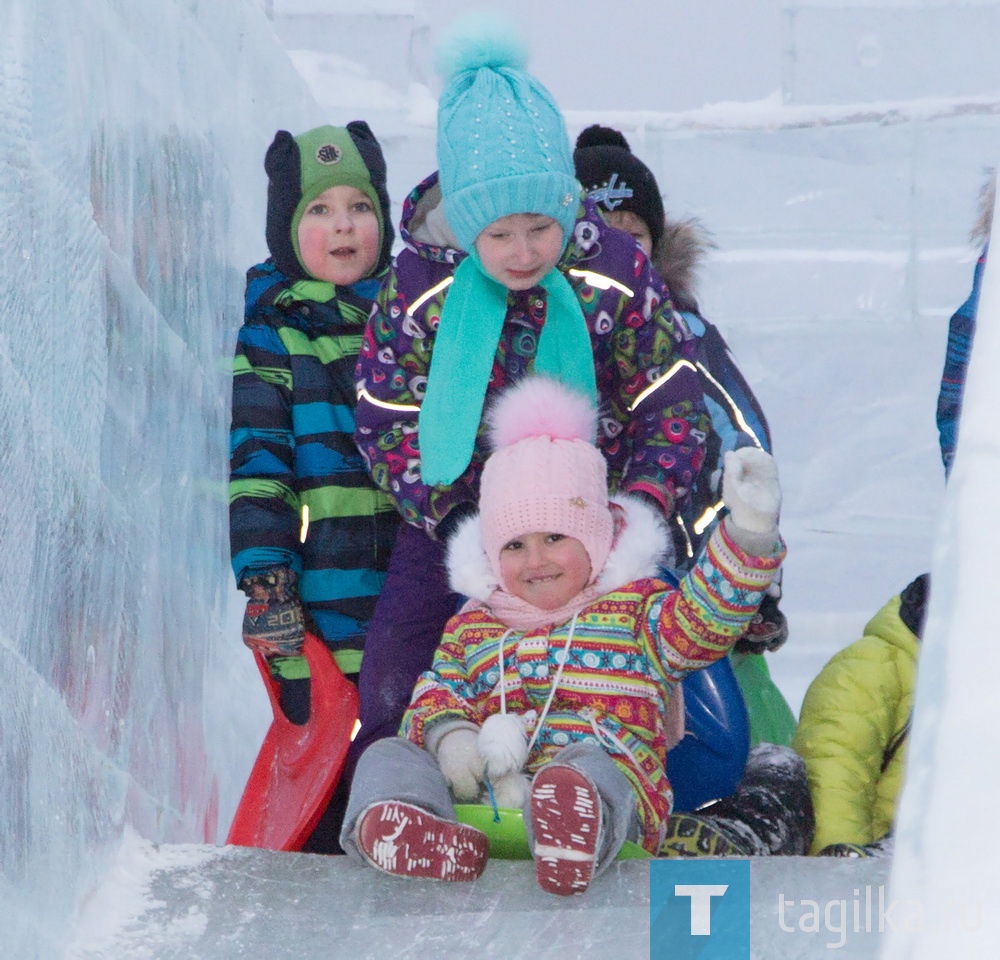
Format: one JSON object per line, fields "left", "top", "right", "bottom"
{"left": 446, "top": 493, "right": 670, "bottom": 604}
{"left": 651, "top": 215, "right": 714, "bottom": 314}
{"left": 861, "top": 593, "right": 921, "bottom": 662}
{"left": 401, "top": 172, "right": 463, "bottom": 263}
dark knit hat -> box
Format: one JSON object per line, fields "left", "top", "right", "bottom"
{"left": 573, "top": 124, "right": 665, "bottom": 250}
{"left": 264, "top": 121, "right": 394, "bottom": 282}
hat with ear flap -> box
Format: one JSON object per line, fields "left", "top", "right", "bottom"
{"left": 478, "top": 377, "right": 614, "bottom": 590}
{"left": 264, "top": 121, "right": 395, "bottom": 281}
{"left": 573, "top": 124, "right": 665, "bottom": 250}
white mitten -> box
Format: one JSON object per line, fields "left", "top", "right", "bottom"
{"left": 488, "top": 771, "right": 531, "bottom": 809}
{"left": 435, "top": 728, "right": 486, "bottom": 802}
{"left": 722, "top": 448, "right": 781, "bottom": 534}
{"left": 477, "top": 711, "right": 534, "bottom": 779}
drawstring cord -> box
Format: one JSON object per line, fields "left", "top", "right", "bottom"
{"left": 485, "top": 617, "right": 580, "bottom": 818}
{"left": 582, "top": 709, "right": 658, "bottom": 792}
{"left": 526, "top": 614, "right": 578, "bottom": 755}
{"left": 485, "top": 628, "right": 516, "bottom": 822}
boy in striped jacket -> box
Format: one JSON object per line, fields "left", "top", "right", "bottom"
{"left": 340, "top": 377, "right": 784, "bottom": 895}
{"left": 229, "top": 123, "right": 399, "bottom": 724}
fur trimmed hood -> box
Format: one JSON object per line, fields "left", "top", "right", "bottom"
{"left": 446, "top": 493, "right": 671, "bottom": 604}
{"left": 652, "top": 214, "right": 715, "bottom": 314}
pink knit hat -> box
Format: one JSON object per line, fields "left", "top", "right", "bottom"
{"left": 479, "top": 377, "right": 614, "bottom": 589}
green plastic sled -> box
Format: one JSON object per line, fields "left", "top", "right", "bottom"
{"left": 454, "top": 804, "right": 650, "bottom": 860}
{"left": 730, "top": 650, "right": 797, "bottom": 747}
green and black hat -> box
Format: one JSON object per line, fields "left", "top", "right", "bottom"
{"left": 264, "top": 121, "right": 394, "bottom": 281}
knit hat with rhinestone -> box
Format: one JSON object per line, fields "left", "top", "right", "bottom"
{"left": 264, "top": 122, "right": 394, "bottom": 282}
{"left": 573, "top": 124, "right": 665, "bottom": 251}
{"left": 418, "top": 18, "right": 596, "bottom": 488}
{"left": 435, "top": 19, "right": 580, "bottom": 251}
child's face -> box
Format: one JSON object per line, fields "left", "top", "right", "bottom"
{"left": 474, "top": 214, "right": 564, "bottom": 290}
{"left": 499, "top": 532, "right": 592, "bottom": 610}
{"left": 297, "top": 185, "right": 380, "bottom": 285}
{"left": 604, "top": 209, "right": 653, "bottom": 258}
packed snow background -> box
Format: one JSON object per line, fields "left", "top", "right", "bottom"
{"left": 2, "top": 0, "right": 1000, "bottom": 956}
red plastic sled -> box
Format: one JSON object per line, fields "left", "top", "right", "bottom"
{"left": 227, "top": 631, "right": 359, "bottom": 851}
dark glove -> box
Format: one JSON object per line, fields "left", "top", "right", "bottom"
{"left": 239, "top": 567, "right": 306, "bottom": 659}
{"left": 734, "top": 592, "right": 788, "bottom": 654}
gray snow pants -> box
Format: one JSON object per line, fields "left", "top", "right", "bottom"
{"left": 340, "top": 737, "right": 641, "bottom": 875}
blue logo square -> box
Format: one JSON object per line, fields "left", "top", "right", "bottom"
{"left": 650, "top": 860, "right": 750, "bottom": 960}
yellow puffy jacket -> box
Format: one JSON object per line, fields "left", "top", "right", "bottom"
{"left": 792, "top": 593, "right": 918, "bottom": 854}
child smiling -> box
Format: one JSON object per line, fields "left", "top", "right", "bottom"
{"left": 341, "top": 376, "right": 785, "bottom": 895}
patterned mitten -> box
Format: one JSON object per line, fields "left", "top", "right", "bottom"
{"left": 240, "top": 567, "right": 306, "bottom": 658}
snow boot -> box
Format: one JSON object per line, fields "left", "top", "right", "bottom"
{"left": 661, "top": 743, "right": 814, "bottom": 857}
{"left": 660, "top": 812, "right": 754, "bottom": 857}
{"left": 530, "top": 764, "right": 602, "bottom": 896}
{"left": 356, "top": 801, "right": 489, "bottom": 881}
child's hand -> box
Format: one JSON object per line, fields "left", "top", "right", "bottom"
{"left": 722, "top": 448, "right": 781, "bottom": 534}
{"left": 436, "top": 728, "right": 486, "bottom": 802}
{"left": 239, "top": 567, "right": 306, "bottom": 658}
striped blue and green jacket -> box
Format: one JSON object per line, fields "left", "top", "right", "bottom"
{"left": 229, "top": 260, "right": 399, "bottom": 673}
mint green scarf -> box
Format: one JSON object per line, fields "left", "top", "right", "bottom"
{"left": 419, "top": 253, "right": 597, "bottom": 486}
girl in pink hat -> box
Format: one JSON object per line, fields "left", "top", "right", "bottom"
{"left": 340, "top": 376, "right": 785, "bottom": 895}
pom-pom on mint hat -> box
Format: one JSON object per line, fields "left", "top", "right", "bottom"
{"left": 573, "top": 124, "right": 665, "bottom": 251}
{"left": 418, "top": 17, "right": 597, "bottom": 490}
{"left": 479, "top": 377, "right": 614, "bottom": 589}
{"left": 264, "top": 121, "right": 394, "bottom": 282}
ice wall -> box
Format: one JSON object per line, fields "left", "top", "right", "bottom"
{"left": 882, "top": 177, "right": 1000, "bottom": 957}
{"left": 3, "top": 0, "right": 1000, "bottom": 957}
{"left": 0, "top": 2, "right": 322, "bottom": 957}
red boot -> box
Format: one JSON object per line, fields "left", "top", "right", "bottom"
{"left": 529, "top": 765, "right": 602, "bottom": 896}
{"left": 356, "top": 802, "right": 489, "bottom": 881}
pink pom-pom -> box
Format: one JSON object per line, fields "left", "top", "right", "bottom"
{"left": 488, "top": 377, "right": 597, "bottom": 450}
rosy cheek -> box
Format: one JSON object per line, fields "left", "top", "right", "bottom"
{"left": 297, "top": 226, "right": 326, "bottom": 268}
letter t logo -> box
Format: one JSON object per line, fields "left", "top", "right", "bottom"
{"left": 674, "top": 884, "right": 730, "bottom": 935}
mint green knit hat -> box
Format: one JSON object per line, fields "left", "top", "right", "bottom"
{"left": 419, "top": 20, "right": 595, "bottom": 489}
{"left": 434, "top": 17, "right": 580, "bottom": 252}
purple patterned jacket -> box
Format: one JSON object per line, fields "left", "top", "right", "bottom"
{"left": 354, "top": 172, "right": 710, "bottom": 539}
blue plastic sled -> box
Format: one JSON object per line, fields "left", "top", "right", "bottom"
{"left": 667, "top": 655, "right": 750, "bottom": 812}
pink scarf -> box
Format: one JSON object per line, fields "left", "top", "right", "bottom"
{"left": 460, "top": 581, "right": 606, "bottom": 632}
